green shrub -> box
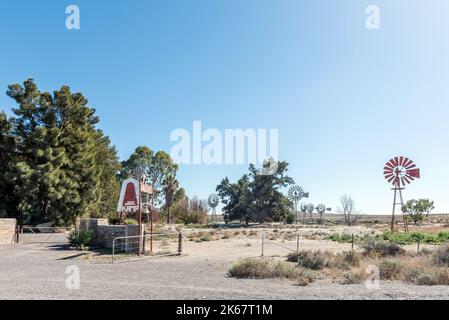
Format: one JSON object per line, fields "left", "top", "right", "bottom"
{"left": 228, "top": 258, "right": 315, "bottom": 286}
{"left": 124, "top": 219, "right": 138, "bottom": 225}
{"left": 363, "top": 240, "right": 405, "bottom": 257}
{"left": 328, "top": 233, "right": 354, "bottom": 243}
{"left": 377, "top": 231, "right": 449, "bottom": 245}
{"left": 69, "top": 230, "right": 93, "bottom": 250}
{"left": 379, "top": 260, "right": 403, "bottom": 280}
{"left": 285, "top": 213, "right": 296, "bottom": 225}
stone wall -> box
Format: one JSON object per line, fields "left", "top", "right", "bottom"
{"left": 77, "top": 218, "right": 108, "bottom": 241}
{"left": 97, "top": 224, "right": 143, "bottom": 250}
{"left": 78, "top": 218, "right": 144, "bottom": 252}
{"left": 0, "top": 219, "right": 16, "bottom": 245}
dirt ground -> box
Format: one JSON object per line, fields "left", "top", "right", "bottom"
{"left": 2, "top": 224, "right": 449, "bottom": 300}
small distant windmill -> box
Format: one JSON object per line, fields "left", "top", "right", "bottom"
{"left": 306, "top": 203, "right": 315, "bottom": 220}
{"left": 288, "top": 186, "right": 309, "bottom": 223}
{"left": 300, "top": 203, "right": 308, "bottom": 221}
{"left": 384, "top": 156, "right": 421, "bottom": 232}
{"left": 208, "top": 194, "right": 219, "bottom": 222}
{"left": 315, "top": 204, "right": 332, "bottom": 224}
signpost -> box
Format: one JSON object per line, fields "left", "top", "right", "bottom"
{"left": 117, "top": 178, "right": 153, "bottom": 256}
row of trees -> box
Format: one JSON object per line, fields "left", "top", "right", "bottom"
{"left": 0, "top": 79, "right": 185, "bottom": 227}
{"left": 216, "top": 161, "right": 295, "bottom": 224}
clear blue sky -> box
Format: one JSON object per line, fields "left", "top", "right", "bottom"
{"left": 1, "top": 1, "right": 449, "bottom": 214}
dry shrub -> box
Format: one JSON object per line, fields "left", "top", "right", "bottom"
{"left": 249, "top": 230, "right": 258, "bottom": 237}
{"left": 404, "top": 268, "right": 438, "bottom": 285}
{"left": 379, "top": 260, "right": 403, "bottom": 280}
{"left": 435, "top": 268, "right": 449, "bottom": 285}
{"left": 341, "top": 269, "right": 365, "bottom": 284}
{"left": 333, "top": 251, "right": 361, "bottom": 269}
{"left": 228, "top": 258, "right": 315, "bottom": 286}
{"left": 433, "top": 245, "right": 449, "bottom": 266}
{"left": 362, "top": 240, "right": 406, "bottom": 257}
{"left": 287, "top": 250, "right": 333, "bottom": 270}
{"left": 222, "top": 231, "right": 231, "bottom": 239}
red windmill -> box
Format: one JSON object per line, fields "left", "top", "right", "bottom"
{"left": 384, "top": 156, "right": 421, "bottom": 232}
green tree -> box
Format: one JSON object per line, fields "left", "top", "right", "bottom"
{"left": 248, "top": 161, "right": 294, "bottom": 223}
{"left": 216, "top": 175, "right": 252, "bottom": 224}
{"left": 402, "top": 200, "right": 424, "bottom": 225}
{"left": 0, "top": 111, "right": 18, "bottom": 218}
{"left": 216, "top": 160, "right": 294, "bottom": 224}
{"left": 2, "top": 79, "right": 120, "bottom": 226}
{"left": 163, "top": 175, "right": 178, "bottom": 224}
{"left": 418, "top": 199, "right": 435, "bottom": 217}
{"left": 120, "top": 146, "right": 179, "bottom": 207}
{"left": 402, "top": 199, "right": 435, "bottom": 225}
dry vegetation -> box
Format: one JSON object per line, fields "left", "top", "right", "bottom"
{"left": 228, "top": 242, "right": 449, "bottom": 287}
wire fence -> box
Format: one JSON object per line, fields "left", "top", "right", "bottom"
{"left": 112, "top": 232, "right": 183, "bottom": 263}
{"left": 260, "top": 232, "right": 300, "bottom": 256}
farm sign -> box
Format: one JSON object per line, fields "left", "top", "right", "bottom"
{"left": 116, "top": 178, "right": 154, "bottom": 213}
{"left": 117, "top": 178, "right": 140, "bottom": 213}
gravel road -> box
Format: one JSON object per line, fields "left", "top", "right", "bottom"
{"left": 1, "top": 239, "right": 449, "bottom": 300}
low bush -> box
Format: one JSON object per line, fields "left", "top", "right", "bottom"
{"left": 379, "top": 260, "right": 403, "bottom": 280}
{"left": 333, "top": 251, "right": 361, "bottom": 268}
{"left": 433, "top": 245, "right": 449, "bottom": 267}
{"left": 377, "top": 231, "right": 449, "bottom": 245}
{"left": 435, "top": 268, "right": 449, "bottom": 285}
{"left": 287, "top": 250, "right": 333, "bottom": 270}
{"left": 404, "top": 268, "right": 438, "bottom": 286}
{"left": 221, "top": 232, "right": 231, "bottom": 239}
{"left": 285, "top": 213, "right": 296, "bottom": 225}
{"left": 124, "top": 219, "right": 138, "bottom": 225}
{"left": 341, "top": 270, "right": 364, "bottom": 284}
{"left": 362, "top": 240, "right": 405, "bottom": 257}
{"left": 200, "top": 235, "right": 212, "bottom": 242}
{"left": 228, "top": 258, "right": 315, "bottom": 286}
{"left": 69, "top": 229, "right": 93, "bottom": 250}
{"left": 328, "top": 233, "right": 354, "bottom": 243}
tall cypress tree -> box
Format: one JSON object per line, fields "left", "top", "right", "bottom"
{"left": 3, "top": 79, "right": 120, "bottom": 226}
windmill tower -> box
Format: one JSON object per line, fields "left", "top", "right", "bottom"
{"left": 384, "top": 156, "right": 420, "bottom": 232}
{"left": 208, "top": 194, "right": 219, "bottom": 222}
{"left": 306, "top": 203, "right": 315, "bottom": 220}
{"left": 316, "top": 204, "right": 331, "bottom": 224}
{"left": 288, "top": 186, "right": 309, "bottom": 223}
{"left": 300, "top": 203, "right": 308, "bottom": 221}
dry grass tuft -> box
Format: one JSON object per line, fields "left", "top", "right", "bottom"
{"left": 228, "top": 258, "right": 315, "bottom": 286}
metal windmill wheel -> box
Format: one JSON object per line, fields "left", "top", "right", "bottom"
{"left": 208, "top": 194, "right": 219, "bottom": 222}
